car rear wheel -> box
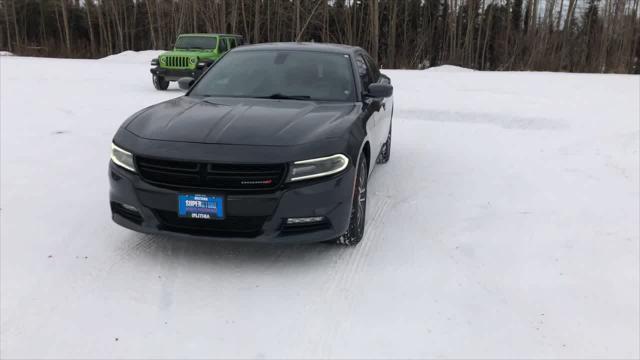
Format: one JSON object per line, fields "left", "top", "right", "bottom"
{"left": 336, "top": 154, "right": 368, "bottom": 246}
{"left": 153, "top": 75, "right": 169, "bottom": 90}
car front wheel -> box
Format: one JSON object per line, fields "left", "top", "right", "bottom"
{"left": 336, "top": 153, "right": 368, "bottom": 246}
{"left": 377, "top": 120, "right": 392, "bottom": 164}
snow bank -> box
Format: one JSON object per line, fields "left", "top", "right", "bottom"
{"left": 0, "top": 51, "right": 14, "bottom": 56}
{"left": 98, "top": 50, "right": 165, "bottom": 64}
{"left": 425, "top": 64, "right": 475, "bottom": 72}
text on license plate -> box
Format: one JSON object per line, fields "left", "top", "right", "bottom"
{"left": 178, "top": 194, "right": 224, "bottom": 220}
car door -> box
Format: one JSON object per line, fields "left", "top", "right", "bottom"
{"left": 355, "top": 53, "right": 382, "bottom": 163}
{"left": 218, "top": 36, "right": 228, "bottom": 55}
{"left": 356, "top": 53, "right": 386, "bottom": 162}
{"left": 364, "top": 54, "right": 392, "bottom": 149}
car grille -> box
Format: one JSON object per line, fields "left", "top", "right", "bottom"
{"left": 136, "top": 156, "right": 286, "bottom": 191}
{"left": 154, "top": 210, "right": 267, "bottom": 237}
{"left": 163, "top": 55, "right": 191, "bottom": 68}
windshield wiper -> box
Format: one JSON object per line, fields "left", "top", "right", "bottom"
{"left": 255, "top": 93, "right": 312, "bottom": 100}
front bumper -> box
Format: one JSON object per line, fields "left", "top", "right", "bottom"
{"left": 150, "top": 67, "right": 202, "bottom": 81}
{"left": 109, "top": 161, "right": 355, "bottom": 243}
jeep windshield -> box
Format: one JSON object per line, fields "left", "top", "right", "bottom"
{"left": 174, "top": 36, "right": 218, "bottom": 50}
{"left": 190, "top": 50, "right": 357, "bottom": 102}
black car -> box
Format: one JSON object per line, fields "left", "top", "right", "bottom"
{"left": 110, "top": 43, "right": 393, "bottom": 245}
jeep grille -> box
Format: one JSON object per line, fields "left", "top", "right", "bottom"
{"left": 164, "top": 55, "right": 191, "bottom": 68}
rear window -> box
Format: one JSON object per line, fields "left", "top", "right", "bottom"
{"left": 175, "top": 36, "right": 218, "bottom": 50}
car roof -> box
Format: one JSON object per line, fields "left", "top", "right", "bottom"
{"left": 233, "top": 42, "right": 363, "bottom": 55}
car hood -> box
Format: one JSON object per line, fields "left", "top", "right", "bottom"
{"left": 159, "top": 50, "right": 211, "bottom": 58}
{"left": 125, "top": 96, "right": 359, "bottom": 146}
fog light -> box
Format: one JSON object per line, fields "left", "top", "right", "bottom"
{"left": 121, "top": 203, "right": 138, "bottom": 212}
{"left": 286, "top": 217, "right": 325, "bottom": 225}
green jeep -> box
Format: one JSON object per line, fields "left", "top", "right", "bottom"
{"left": 150, "top": 33, "right": 244, "bottom": 90}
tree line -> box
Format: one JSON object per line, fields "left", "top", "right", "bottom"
{"left": 1, "top": 0, "right": 639, "bottom": 73}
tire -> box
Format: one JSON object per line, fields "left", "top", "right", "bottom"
{"left": 153, "top": 74, "right": 170, "bottom": 90}
{"left": 376, "top": 120, "right": 392, "bottom": 164}
{"left": 336, "top": 154, "right": 368, "bottom": 246}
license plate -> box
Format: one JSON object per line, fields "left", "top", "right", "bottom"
{"left": 178, "top": 194, "right": 224, "bottom": 220}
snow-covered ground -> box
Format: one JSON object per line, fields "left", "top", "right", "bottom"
{"left": 1, "top": 52, "right": 638, "bottom": 359}
{"left": 98, "top": 50, "right": 165, "bottom": 63}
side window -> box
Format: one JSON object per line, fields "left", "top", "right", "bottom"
{"left": 355, "top": 55, "right": 372, "bottom": 91}
{"left": 364, "top": 54, "right": 380, "bottom": 82}
{"left": 218, "top": 38, "right": 228, "bottom": 52}
{"left": 229, "top": 38, "right": 237, "bottom": 49}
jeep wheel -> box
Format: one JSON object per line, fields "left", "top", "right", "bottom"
{"left": 153, "top": 75, "right": 169, "bottom": 91}
{"left": 336, "top": 154, "right": 368, "bottom": 246}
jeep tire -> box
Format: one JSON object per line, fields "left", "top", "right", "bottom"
{"left": 153, "top": 75, "right": 170, "bottom": 91}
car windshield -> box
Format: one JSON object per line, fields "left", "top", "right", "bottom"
{"left": 190, "top": 50, "right": 356, "bottom": 102}
{"left": 175, "top": 36, "right": 217, "bottom": 50}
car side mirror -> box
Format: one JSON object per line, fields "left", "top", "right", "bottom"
{"left": 367, "top": 83, "right": 393, "bottom": 98}
{"left": 178, "top": 77, "right": 195, "bottom": 90}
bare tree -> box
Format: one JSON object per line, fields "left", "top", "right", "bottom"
{"left": 296, "top": 0, "right": 323, "bottom": 41}
{"left": 254, "top": 0, "right": 261, "bottom": 43}
{"left": 2, "top": 0, "right": 12, "bottom": 51}
{"left": 11, "top": 0, "right": 19, "bottom": 51}
{"left": 86, "top": 0, "right": 97, "bottom": 56}
{"left": 369, "top": 0, "right": 379, "bottom": 61}
{"left": 1, "top": 0, "right": 637, "bottom": 73}
{"left": 387, "top": 0, "right": 397, "bottom": 68}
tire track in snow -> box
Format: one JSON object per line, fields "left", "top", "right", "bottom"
{"left": 112, "top": 233, "right": 158, "bottom": 261}
{"left": 311, "top": 194, "right": 391, "bottom": 356}
{"left": 298, "top": 193, "right": 390, "bottom": 356}
{"left": 329, "top": 194, "right": 390, "bottom": 295}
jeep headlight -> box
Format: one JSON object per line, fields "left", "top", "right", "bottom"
{"left": 111, "top": 143, "right": 136, "bottom": 172}
{"left": 160, "top": 57, "right": 166, "bottom": 64}
{"left": 287, "top": 154, "right": 349, "bottom": 182}
{"left": 189, "top": 57, "right": 197, "bottom": 64}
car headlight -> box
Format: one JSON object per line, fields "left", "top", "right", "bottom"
{"left": 287, "top": 154, "right": 349, "bottom": 182}
{"left": 189, "top": 57, "right": 197, "bottom": 64}
{"left": 160, "top": 57, "right": 166, "bottom": 64}
{"left": 111, "top": 143, "right": 136, "bottom": 172}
